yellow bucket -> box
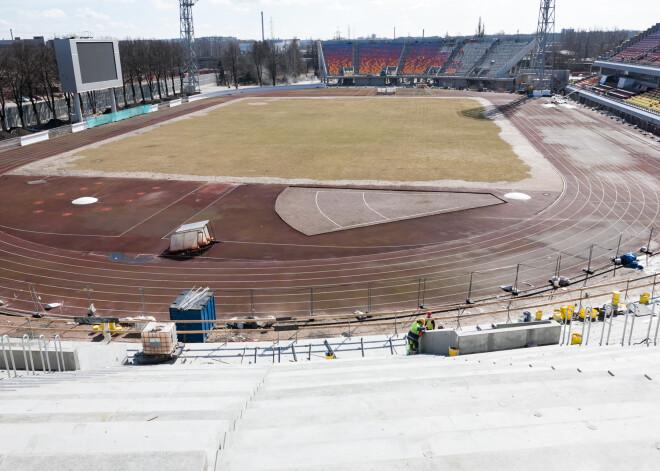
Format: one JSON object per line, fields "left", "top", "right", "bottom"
{"left": 449, "top": 346, "right": 460, "bottom": 357}
{"left": 571, "top": 333, "right": 582, "bottom": 345}
{"left": 535, "top": 310, "right": 543, "bottom": 320}
{"left": 612, "top": 291, "right": 620, "bottom": 306}
{"left": 640, "top": 293, "right": 650, "bottom": 304}
{"left": 553, "top": 310, "right": 562, "bottom": 322}
{"left": 579, "top": 308, "right": 586, "bottom": 319}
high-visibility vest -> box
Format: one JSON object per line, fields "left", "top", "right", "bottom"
{"left": 407, "top": 321, "right": 425, "bottom": 341}
{"left": 426, "top": 319, "right": 435, "bottom": 330}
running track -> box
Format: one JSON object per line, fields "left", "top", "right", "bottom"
{"left": 0, "top": 89, "right": 658, "bottom": 319}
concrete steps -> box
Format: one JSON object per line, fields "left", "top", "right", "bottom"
{"left": 2, "top": 338, "right": 658, "bottom": 470}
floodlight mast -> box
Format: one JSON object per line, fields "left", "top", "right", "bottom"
{"left": 180, "top": 0, "right": 200, "bottom": 94}
{"left": 531, "top": 0, "right": 555, "bottom": 91}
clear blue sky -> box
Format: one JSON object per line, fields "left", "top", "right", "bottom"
{"left": 0, "top": 0, "right": 656, "bottom": 41}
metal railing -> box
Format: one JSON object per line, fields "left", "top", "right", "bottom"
{"left": 558, "top": 299, "right": 658, "bottom": 348}
{"left": 0, "top": 334, "right": 66, "bottom": 378}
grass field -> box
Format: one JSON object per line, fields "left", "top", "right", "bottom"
{"left": 71, "top": 97, "right": 530, "bottom": 183}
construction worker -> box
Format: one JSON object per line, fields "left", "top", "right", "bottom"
{"left": 425, "top": 311, "right": 435, "bottom": 330}
{"left": 407, "top": 318, "right": 427, "bottom": 355}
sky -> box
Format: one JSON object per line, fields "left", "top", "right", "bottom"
{"left": 0, "top": 0, "right": 656, "bottom": 41}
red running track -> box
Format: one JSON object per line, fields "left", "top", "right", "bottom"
{"left": 0, "top": 90, "right": 657, "bottom": 319}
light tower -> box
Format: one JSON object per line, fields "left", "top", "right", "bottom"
{"left": 530, "top": 0, "right": 555, "bottom": 91}
{"left": 180, "top": 0, "right": 200, "bottom": 94}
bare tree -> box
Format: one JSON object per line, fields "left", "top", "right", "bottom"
{"left": 284, "top": 38, "right": 305, "bottom": 82}
{"left": 5, "top": 44, "right": 28, "bottom": 128}
{"left": 0, "top": 49, "right": 10, "bottom": 131}
{"left": 476, "top": 17, "right": 485, "bottom": 38}
{"left": 265, "top": 41, "right": 280, "bottom": 86}
{"left": 35, "top": 43, "right": 60, "bottom": 122}
{"left": 251, "top": 41, "right": 266, "bottom": 86}
{"left": 221, "top": 40, "right": 241, "bottom": 89}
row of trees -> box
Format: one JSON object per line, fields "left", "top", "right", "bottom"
{"left": 211, "top": 39, "right": 309, "bottom": 88}
{"left": 0, "top": 42, "right": 62, "bottom": 131}
{"left": 0, "top": 37, "right": 312, "bottom": 132}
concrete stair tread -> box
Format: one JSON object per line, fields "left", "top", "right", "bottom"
{"left": 0, "top": 396, "right": 246, "bottom": 414}
{"left": 0, "top": 451, "right": 208, "bottom": 471}
{"left": 236, "top": 377, "right": 657, "bottom": 429}
{"left": 226, "top": 400, "right": 660, "bottom": 449}
{"left": 217, "top": 415, "right": 660, "bottom": 470}
{"left": 0, "top": 409, "right": 238, "bottom": 424}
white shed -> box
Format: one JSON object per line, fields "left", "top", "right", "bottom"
{"left": 169, "top": 220, "right": 214, "bottom": 253}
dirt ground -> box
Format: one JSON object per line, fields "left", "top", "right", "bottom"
{"left": 63, "top": 97, "right": 530, "bottom": 183}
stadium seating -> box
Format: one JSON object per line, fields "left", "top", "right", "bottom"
{"left": 610, "top": 33, "right": 660, "bottom": 63}
{"left": 358, "top": 43, "right": 404, "bottom": 74}
{"left": 323, "top": 43, "right": 353, "bottom": 75}
{"left": 401, "top": 42, "right": 451, "bottom": 74}
{"left": 475, "top": 41, "right": 529, "bottom": 77}
{"left": 443, "top": 41, "right": 491, "bottom": 76}
{"left": 626, "top": 88, "right": 660, "bottom": 111}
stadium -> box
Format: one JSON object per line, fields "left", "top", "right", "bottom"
{"left": 1, "top": 2, "right": 659, "bottom": 470}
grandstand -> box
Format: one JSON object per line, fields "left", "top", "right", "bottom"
{"left": 322, "top": 43, "right": 353, "bottom": 75}
{"left": 568, "top": 22, "right": 660, "bottom": 132}
{"left": 357, "top": 43, "right": 404, "bottom": 75}
{"left": 401, "top": 42, "right": 451, "bottom": 74}
{"left": 318, "top": 37, "right": 536, "bottom": 91}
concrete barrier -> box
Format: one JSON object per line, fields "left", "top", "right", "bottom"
{"left": 0, "top": 340, "right": 128, "bottom": 371}
{"left": 150, "top": 104, "right": 159, "bottom": 113}
{"left": 421, "top": 321, "right": 561, "bottom": 356}
{"left": 19, "top": 130, "right": 49, "bottom": 147}
{"left": 169, "top": 98, "right": 182, "bottom": 108}
{"left": 71, "top": 122, "right": 87, "bottom": 133}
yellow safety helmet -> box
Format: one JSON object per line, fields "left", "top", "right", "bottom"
{"left": 417, "top": 318, "right": 425, "bottom": 324}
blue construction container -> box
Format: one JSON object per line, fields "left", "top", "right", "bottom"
{"left": 169, "top": 290, "right": 216, "bottom": 343}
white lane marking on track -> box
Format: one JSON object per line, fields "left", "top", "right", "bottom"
{"left": 119, "top": 183, "right": 208, "bottom": 237}
{"left": 160, "top": 184, "right": 239, "bottom": 239}
{"left": 315, "top": 191, "right": 342, "bottom": 228}
{"left": 362, "top": 192, "right": 389, "bottom": 221}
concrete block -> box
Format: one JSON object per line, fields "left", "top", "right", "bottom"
{"left": 421, "top": 322, "right": 561, "bottom": 356}
{"left": 71, "top": 122, "right": 87, "bottom": 133}
{"left": 19, "top": 130, "right": 49, "bottom": 146}
{"left": 0, "top": 341, "right": 127, "bottom": 371}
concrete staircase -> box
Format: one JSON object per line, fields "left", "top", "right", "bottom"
{"left": 0, "top": 365, "right": 269, "bottom": 470}
{"left": 217, "top": 345, "right": 660, "bottom": 470}
{"left": 1, "top": 343, "right": 659, "bottom": 470}
{"left": 396, "top": 43, "right": 410, "bottom": 73}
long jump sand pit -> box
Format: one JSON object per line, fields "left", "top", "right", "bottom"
{"left": 36, "top": 97, "right": 542, "bottom": 185}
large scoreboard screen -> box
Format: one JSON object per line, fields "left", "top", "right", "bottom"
{"left": 55, "top": 39, "right": 123, "bottom": 93}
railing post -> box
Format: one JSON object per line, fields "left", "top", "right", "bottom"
{"left": 645, "top": 301, "right": 656, "bottom": 346}
{"left": 54, "top": 335, "right": 64, "bottom": 372}
{"left": 627, "top": 306, "right": 636, "bottom": 346}
{"left": 654, "top": 301, "right": 660, "bottom": 346}
{"left": 1, "top": 335, "right": 17, "bottom": 378}
{"left": 621, "top": 307, "right": 630, "bottom": 346}
{"left": 585, "top": 306, "right": 594, "bottom": 345}
{"left": 308, "top": 343, "right": 312, "bottom": 361}
{"left": 254, "top": 347, "right": 258, "bottom": 364}
{"left": 140, "top": 287, "right": 147, "bottom": 316}
{"left": 360, "top": 337, "right": 365, "bottom": 357}
{"left": 21, "top": 334, "right": 35, "bottom": 374}
{"left": 565, "top": 308, "right": 574, "bottom": 346}
{"left": 38, "top": 335, "right": 51, "bottom": 372}
{"left": 606, "top": 304, "right": 615, "bottom": 345}
{"left": 291, "top": 344, "right": 297, "bottom": 362}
